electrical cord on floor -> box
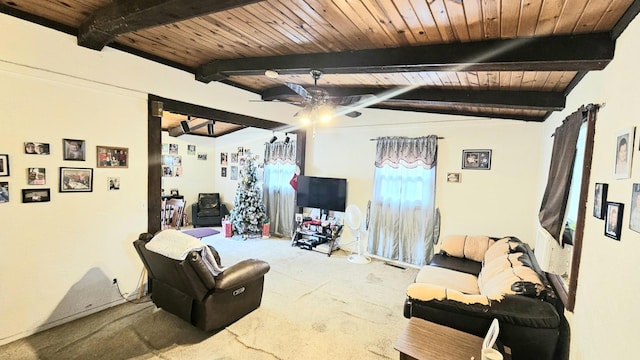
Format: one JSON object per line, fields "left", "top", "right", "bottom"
{"left": 114, "top": 267, "right": 152, "bottom": 304}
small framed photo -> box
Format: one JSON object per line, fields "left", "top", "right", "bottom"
{"left": 221, "top": 167, "right": 227, "bottom": 177}
{"left": 447, "top": 173, "right": 461, "bottom": 183}
{"left": 22, "top": 188, "right": 51, "bottom": 203}
{"left": 170, "top": 188, "right": 180, "bottom": 196}
{"left": 25, "top": 142, "right": 50, "bottom": 155}
{"left": 187, "top": 145, "right": 196, "bottom": 155}
{"left": 108, "top": 177, "right": 120, "bottom": 191}
{"left": 63, "top": 139, "right": 86, "bottom": 161}
{"left": 27, "top": 168, "right": 46, "bottom": 185}
{"left": 593, "top": 183, "right": 608, "bottom": 219}
{"left": 462, "top": 149, "right": 492, "bottom": 170}
{"left": 604, "top": 202, "right": 624, "bottom": 241}
{"left": 60, "top": 167, "right": 93, "bottom": 192}
{"left": 221, "top": 152, "right": 228, "bottom": 166}
{"left": 0, "top": 182, "right": 9, "bottom": 203}
{"left": 197, "top": 153, "right": 207, "bottom": 160}
{"left": 630, "top": 184, "right": 640, "bottom": 233}
{"left": 613, "top": 127, "right": 634, "bottom": 179}
{"left": 230, "top": 153, "right": 238, "bottom": 163}
{"left": 0, "top": 154, "right": 9, "bottom": 176}
{"left": 97, "top": 146, "right": 129, "bottom": 168}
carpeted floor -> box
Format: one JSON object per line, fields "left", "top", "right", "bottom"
{"left": 0, "top": 233, "right": 419, "bottom": 360}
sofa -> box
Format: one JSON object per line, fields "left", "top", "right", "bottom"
{"left": 404, "top": 235, "right": 561, "bottom": 360}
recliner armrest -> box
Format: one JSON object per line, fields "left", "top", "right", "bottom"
{"left": 214, "top": 259, "right": 270, "bottom": 291}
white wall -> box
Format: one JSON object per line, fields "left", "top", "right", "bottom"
{"left": 0, "top": 13, "right": 293, "bottom": 344}
{"left": 304, "top": 115, "right": 543, "bottom": 247}
{"left": 539, "top": 15, "right": 640, "bottom": 360}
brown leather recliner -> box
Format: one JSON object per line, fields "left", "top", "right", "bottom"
{"left": 133, "top": 232, "right": 270, "bottom": 331}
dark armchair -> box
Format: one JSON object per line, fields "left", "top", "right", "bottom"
{"left": 191, "top": 193, "right": 228, "bottom": 227}
{"left": 134, "top": 231, "right": 270, "bottom": 331}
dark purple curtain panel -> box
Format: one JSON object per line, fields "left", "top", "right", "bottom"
{"left": 539, "top": 109, "right": 584, "bottom": 244}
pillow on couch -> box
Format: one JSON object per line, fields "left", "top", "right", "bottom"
{"left": 483, "top": 237, "right": 525, "bottom": 264}
{"left": 440, "top": 235, "right": 496, "bottom": 262}
{"left": 479, "top": 265, "right": 544, "bottom": 300}
{"left": 478, "top": 252, "right": 526, "bottom": 288}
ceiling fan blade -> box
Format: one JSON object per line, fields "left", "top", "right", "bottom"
{"left": 284, "top": 82, "right": 310, "bottom": 100}
{"left": 329, "top": 94, "right": 376, "bottom": 106}
{"left": 344, "top": 111, "right": 362, "bottom": 118}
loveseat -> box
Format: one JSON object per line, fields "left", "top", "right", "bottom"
{"left": 404, "top": 235, "right": 561, "bottom": 360}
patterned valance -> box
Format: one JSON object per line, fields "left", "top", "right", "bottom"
{"left": 264, "top": 141, "right": 296, "bottom": 165}
{"left": 374, "top": 136, "right": 438, "bottom": 169}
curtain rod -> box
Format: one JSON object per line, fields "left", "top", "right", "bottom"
{"left": 369, "top": 136, "right": 444, "bottom": 141}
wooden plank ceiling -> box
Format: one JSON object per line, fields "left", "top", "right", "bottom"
{"left": 2, "top": 0, "right": 639, "bottom": 133}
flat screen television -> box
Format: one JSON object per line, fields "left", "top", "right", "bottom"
{"left": 296, "top": 175, "right": 347, "bottom": 212}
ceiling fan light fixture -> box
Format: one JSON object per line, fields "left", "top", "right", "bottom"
{"left": 297, "top": 109, "right": 312, "bottom": 124}
{"left": 264, "top": 69, "right": 279, "bottom": 78}
{"left": 317, "top": 104, "right": 334, "bottom": 122}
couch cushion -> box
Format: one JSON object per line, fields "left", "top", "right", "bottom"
{"left": 479, "top": 265, "right": 544, "bottom": 300}
{"left": 415, "top": 265, "right": 480, "bottom": 295}
{"left": 429, "top": 253, "right": 482, "bottom": 276}
{"left": 478, "top": 252, "right": 526, "bottom": 289}
{"left": 407, "top": 283, "right": 490, "bottom": 305}
{"left": 440, "top": 235, "right": 496, "bottom": 262}
{"left": 483, "top": 237, "right": 525, "bottom": 264}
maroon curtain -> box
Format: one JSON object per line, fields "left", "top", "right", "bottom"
{"left": 538, "top": 106, "right": 595, "bottom": 244}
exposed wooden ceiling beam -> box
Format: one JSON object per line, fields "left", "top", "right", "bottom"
{"left": 196, "top": 33, "right": 614, "bottom": 82}
{"left": 149, "top": 94, "right": 286, "bottom": 130}
{"left": 368, "top": 105, "right": 548, "bottom": 122}
{"left": 78, "top": 0, "right": 264, "bottom": 50}
{"left": 261, "top": 86, "right": 565, "bottom": 112}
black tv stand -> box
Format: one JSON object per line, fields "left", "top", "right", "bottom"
{"left": 292, "top": 224, "right": 343, "bottom": 257}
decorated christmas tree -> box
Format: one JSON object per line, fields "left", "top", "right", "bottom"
{"left": 229, "top": 154, "right": 268, "bottom": 236}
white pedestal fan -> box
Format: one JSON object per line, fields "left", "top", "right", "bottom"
{"left": 345, "top": 204, "right": 371, "bottom": 264}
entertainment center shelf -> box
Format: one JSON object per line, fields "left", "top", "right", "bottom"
{"left": 291, "top": 225, "right": 343, "bottom": 257}
{"left": 293, "top": 175, "right": 347, "bottom": 257}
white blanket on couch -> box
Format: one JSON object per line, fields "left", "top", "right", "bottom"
{"left": 145, "top": 229, "right": 226, "bottom": 276}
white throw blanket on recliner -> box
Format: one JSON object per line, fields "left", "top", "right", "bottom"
{"left": 145, "top": 229, "right": 226, "bottom": 276}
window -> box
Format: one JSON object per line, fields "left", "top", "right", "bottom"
{"left": 541, "top": 105, "right": 598, "bottom": 311}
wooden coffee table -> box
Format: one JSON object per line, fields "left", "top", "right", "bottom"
{"left": 394, "top": 317, "right": 484, "bottom": 360}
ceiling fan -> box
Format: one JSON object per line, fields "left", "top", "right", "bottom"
{"left": 282, "top": 70, "right": 376, "bottom": 121}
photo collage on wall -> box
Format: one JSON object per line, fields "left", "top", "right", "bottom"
{"left": 221, "top": 146, "right": 264, "bottom": 182}
{"left": 1, "top": 138, "right": 129, "bottom": 204}
{"left": 162, "top": 143, "right": 182, "bottom": 177}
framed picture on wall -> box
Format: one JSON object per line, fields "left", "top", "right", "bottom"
{"left": 59, "top": 167, "right": 93, "bottom": 192}
{"left": 613, "top": 127, "right": 634, "bottom": 179}
{"left": 630, "top": 184, "right": 640, "bottom": 233}
{"left": 27, "top": 168, "right": 46, "bottom": 185}
{"left": 97, "top": 146, "right": 129, "bottom": 168}
{"left": 63, "top": 139, "right": 86, "bottom": 161}
{"left": 462, "top": 149, "right": 492, "bottom": 170}
{"left": 0, "top": 154, "right": 9, "bottom": 176}
{"left": 0, "top": 182, "right": 9, "bottom": 203}
{"left": 593, "top": 183, "right": 608, "bottom": 219}
{"left": 447, "top": 173, "right": 461, "bottom": 183}
{"left": 604, "top": 202, "right": 624, "bottom": 241}
{"left": 24, "top": 142, "right": 50, "bottom": 155}
{"left": 22, "top": 188, "right": 51, "bottom": 203}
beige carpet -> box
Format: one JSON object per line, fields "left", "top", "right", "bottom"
{"left": 0, "top": 233, "right": 419, "bottom": 360}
